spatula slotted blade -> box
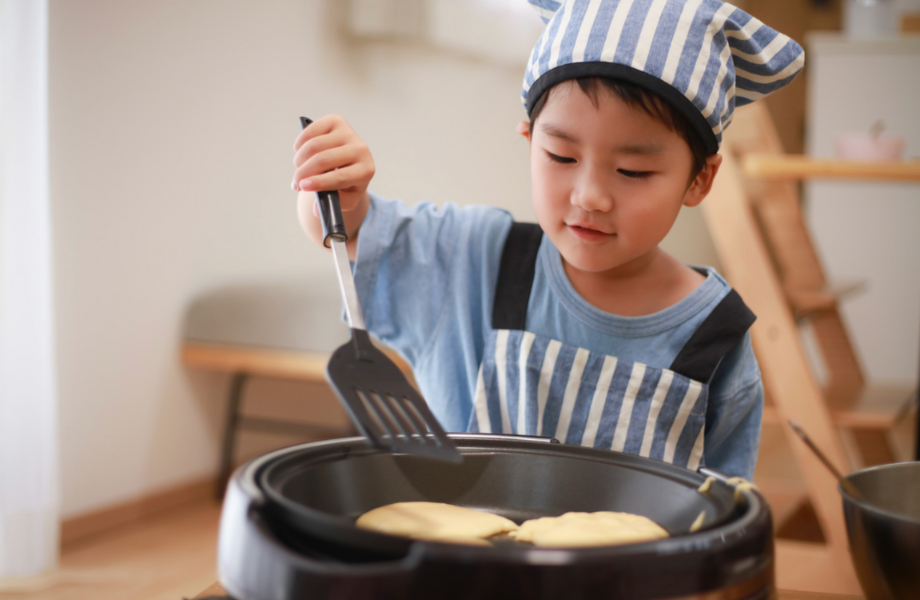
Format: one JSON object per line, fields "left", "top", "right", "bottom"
{"left": 327, "top": 328, "right": 462, "bottom": 462}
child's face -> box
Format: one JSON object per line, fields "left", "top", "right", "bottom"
{"left": 521, "top": 81, "right": 717, "bottom": 279}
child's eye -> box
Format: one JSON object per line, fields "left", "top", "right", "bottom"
{"left": 546, "top": 151, "right": 576, "bottom": 164}
{"left": 618, "top": 169, "right": 652, "bottom": 179}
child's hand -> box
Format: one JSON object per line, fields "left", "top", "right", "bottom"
{"left": 293, "top": 114, "right": 375, "bottom": 213}
{"left": 293, "top": 115, "right": 373, "bottom": 255}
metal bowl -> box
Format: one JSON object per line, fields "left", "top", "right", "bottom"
{"left": 840, "top": 461, "right": 920, "bottom": 600}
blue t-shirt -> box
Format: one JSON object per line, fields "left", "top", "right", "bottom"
{"left": 353, "top": 194, "right": 763, "bottom": 479}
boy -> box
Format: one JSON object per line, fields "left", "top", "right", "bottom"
{"left": 291, "top": 0, "right": 803, "bottom": 479}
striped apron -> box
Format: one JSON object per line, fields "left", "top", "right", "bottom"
{"left": 469, "top": 223, "right": 755, "bottom": 471}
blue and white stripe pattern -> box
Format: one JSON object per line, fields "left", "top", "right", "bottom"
{"left": 523, "top": 0, "right": 804, "bottom": 151}
{"left": 470, "top": 329, "right": 707, "bottom": 470}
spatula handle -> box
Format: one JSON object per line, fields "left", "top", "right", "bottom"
{"left": 299, "top": 117, "right": 347, "bottom": 248}
{"left": 317, "top": 192, "right": 347, "bottom": 248}
{"left": 299, "top": 116, "right": 366, "bottom": 332}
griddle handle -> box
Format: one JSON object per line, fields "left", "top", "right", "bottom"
{"left": 698, "top": 467, "right": 732, "bottom": 483}
{"left": 698, "top": 466, "right": 756, "bottom": 509}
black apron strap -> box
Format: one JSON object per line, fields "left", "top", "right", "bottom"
{"left": 492, "top": 222, "right": 543, "bottom": 330}
{"left": 669, "top": 289, "right": 756, "bottom": 383}
{"left": 493, "top": 223, "right": 754, "bottom": 380}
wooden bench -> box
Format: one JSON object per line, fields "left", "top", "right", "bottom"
{"left": 182, "top": 341, "right": 415, "bottom": 497}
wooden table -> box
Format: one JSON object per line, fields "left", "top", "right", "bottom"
{"left": 193, "top": 581, "right": 864, "bottom": 599}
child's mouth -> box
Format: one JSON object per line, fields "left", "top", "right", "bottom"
{"left": 568, "top": 224, "right": 611, "bottom": 242}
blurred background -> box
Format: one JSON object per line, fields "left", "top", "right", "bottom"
{"left": 1, "top": 0, "right": 919, "bottom": 596}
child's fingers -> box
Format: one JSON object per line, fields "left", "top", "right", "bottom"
{"left": 300, "top": 162, "right": 372, "bottom": 193}
{"left": 295, "top": 145, "right": 363, "bottom": 182}
{"left": 293, "top": 128, "right": 350, "bottom": 168}
{"left": 291, "top": 114, "right": 374, "bottom": 212}
{"left": 298, "top": 163, "right": 373, "bottom": 200}
{"left": 293, "top": 114, "right": 347, "bottom": 152}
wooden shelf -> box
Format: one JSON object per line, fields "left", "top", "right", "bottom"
{"left": 824, "top": 383, "right": 917, "bottom": 430}
{"left": 784, "top": 280, "right": 866, "bottom": 316}
{"left": 762, "top": 383, "right": 916, "bottom": 431}
{"left": 743, "top": 154, "right": 920, "bottom": 181}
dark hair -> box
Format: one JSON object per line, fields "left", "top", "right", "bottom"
{"left": 528, "top": 77, "right": 708, "bottom": 183}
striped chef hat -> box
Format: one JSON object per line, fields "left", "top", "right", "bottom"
{"left": 523, "top": 0, "right": 804, "bottom": 154}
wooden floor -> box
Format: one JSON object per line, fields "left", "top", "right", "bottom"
{"left": 0, "top": 498, "right": 221, "bottom": 600}
{"left": 0, "top": 488, "right": 865, "bottom": 600}
{"left": 0, "top": 418, "right": 878, "bottom": 600}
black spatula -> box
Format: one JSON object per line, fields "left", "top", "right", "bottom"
{"left": 300, "top": 117, "right": 461, "bottom": 462}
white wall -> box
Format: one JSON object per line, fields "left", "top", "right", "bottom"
{"left": 805, "top": 34, "right": 920, "bottom": 385}
{"left": 49, "top": 0, "right": 717, "bottom": 517}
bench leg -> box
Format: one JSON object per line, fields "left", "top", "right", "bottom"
{"left": 216, "top": 372, "right": 248, "bottom": 499}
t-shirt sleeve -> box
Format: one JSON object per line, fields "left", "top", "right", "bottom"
{"left": 701, "top": 332, "right": 764, "bottom": 480}
{"left": 352, "top": 193, "right": 512, "bottom": 367}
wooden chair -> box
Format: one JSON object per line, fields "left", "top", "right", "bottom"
{"left": 730, "top": 103, "right": 916, "bottom": 470}
{"left": 701, "top": 102, "right": 917, "bottom": 594}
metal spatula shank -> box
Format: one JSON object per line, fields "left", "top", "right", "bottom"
{"left": 301, "top": 117, "right": 461, "bottom": 462}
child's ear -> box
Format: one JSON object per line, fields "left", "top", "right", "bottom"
{"left": 683, "top": 153, "right": 722, "bottom": 207}
{"left": 516, "top": 120, "right": 531, "bottom": 142}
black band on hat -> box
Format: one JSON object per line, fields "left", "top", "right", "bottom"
{"left": 525, "top": 62, "right": 719, "bottom": 157}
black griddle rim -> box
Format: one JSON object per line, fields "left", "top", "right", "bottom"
{"left": 249, "top": 434, "right": 765, "bottom": 562}
{"left": 220, "top": 488, "right": 773, "bottom": 600}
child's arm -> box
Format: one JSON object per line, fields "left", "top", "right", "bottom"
{"left": 292, "top": 114, "right": 374, "bottom": 259}
{"left": 702, "top": 335, "right": 764, "bottom": 480}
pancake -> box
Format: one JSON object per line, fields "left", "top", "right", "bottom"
{"left": 356, "top": 501, "right": 518, "bottom": 545}
{"left": 509, "top": 511, "right": 668, "bottom": 547}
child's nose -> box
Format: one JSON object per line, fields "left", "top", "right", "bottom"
{"left": 571, "top": 170, "right": 613, "bottom": 212}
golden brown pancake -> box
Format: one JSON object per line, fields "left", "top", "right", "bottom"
{"left": 509, "top": 511, "right": 668, "bottom": 547}
{"left": 356, "top": 501, "right": 518, "bottom": 545}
